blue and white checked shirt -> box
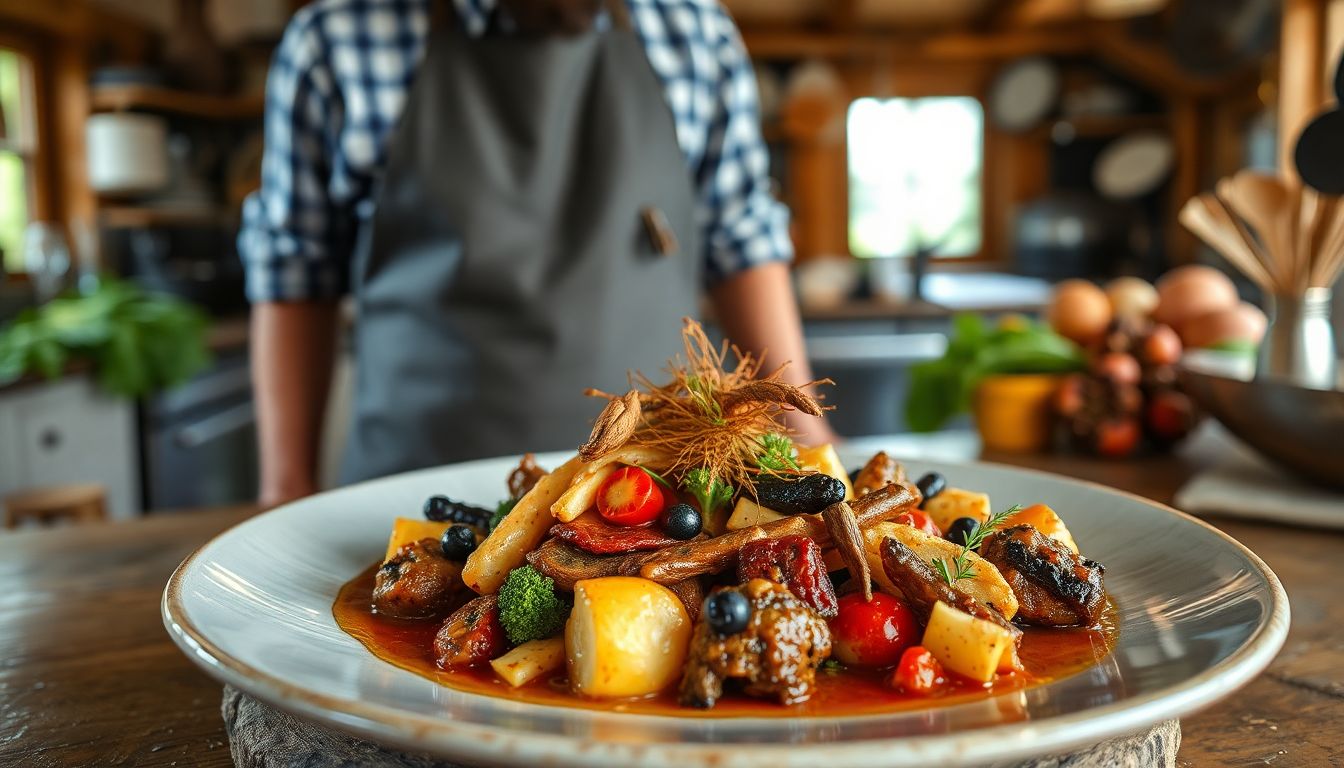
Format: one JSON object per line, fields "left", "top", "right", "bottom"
{"left": 239, "top": 0, "right": 792, "bottom": 302}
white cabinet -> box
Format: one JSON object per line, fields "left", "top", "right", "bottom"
{"left": 0, "top": 377, "right": 141, "bottom": 521}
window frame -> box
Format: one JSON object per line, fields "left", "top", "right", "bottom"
{"left": 0, "top": 28, "right": 53, "bottom": 273}
{"left": 845, "top": 93, "right": 988, "bottom": 262}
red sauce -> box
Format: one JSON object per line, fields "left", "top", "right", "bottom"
{"left": 333, "top": 564, "right": 1119, "bottom": 717}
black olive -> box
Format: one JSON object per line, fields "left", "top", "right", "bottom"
{"left": 704, "top": 590, "right": 751, "bottom": 636}
{"left": 754, "top": 473, "right": 846, "bottom": 515}
{"left": 424, "top": 495, "right": 493, "bottom": 527}
{"left": 440, "top": 524, "right": 478, "bottom": 561}
{"left": 946, "top": 517, "right": 979, "bottom": 547}
{"left": 916, "top": 472, "right": 946, "bottom": 507}
{"left": 660, "top": 503, "right": 702, "bottom": 540}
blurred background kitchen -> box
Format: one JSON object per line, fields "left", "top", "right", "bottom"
{"left": 1, "top": 0, "right": 1341, "bottom": 526}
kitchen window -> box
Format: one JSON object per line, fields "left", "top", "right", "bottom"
{"left": 847, "top": 96, "right": 984, "bottom": 259}
{"left": 0, "top": 46, "right": 37, "bottom": 274}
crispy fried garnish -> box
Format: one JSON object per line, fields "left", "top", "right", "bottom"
{"left": 578, "top": 390, "right": 642, "bottom": 461}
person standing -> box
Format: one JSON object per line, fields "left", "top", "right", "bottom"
{"left": 240, "top": 0, "right": 834, "bottom": 506}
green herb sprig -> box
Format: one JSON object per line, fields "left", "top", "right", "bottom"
{"left": 756, "top": 433, "right": 799, "bottom": 474}
{"left": 931, "top": 504, "right": 1023, "bottom": 586}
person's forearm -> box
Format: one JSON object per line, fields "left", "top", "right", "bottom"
{"left": 709, "top": 262, "right": 839, "bottom": 444}
{"left": 251, "top": 301, "right": 339, "bottom": 507}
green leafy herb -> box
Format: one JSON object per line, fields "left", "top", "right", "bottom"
{"left": 489, "top": 498, "right": 517, "bottom": 532}
{"left": 0, "top": 279, "right": 209, "bottom": 397}
{"left": 906, "top": 314, "right": 1085, "bottom": 433}
{"left": 641, "top": 466, "right": 676, "bottom": 492}
{"left": 682, "top": 466, "right": 734, "bottom": 527}
{"left": 684, "top": 374, "right": 724, "bottom": 423}
{"left": 756, "top": 433, "right": 799, "bottom": 473}
{"left": 820, "top": 659, "right": 845, "bottom": 674}
{"left": 932, "top": 504, "right": 1024, "bottom": 586}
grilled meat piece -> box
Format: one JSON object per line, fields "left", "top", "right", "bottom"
{"left": 878, "top": 537, "right": 1022, "bottom": 643}
{"left": 507, "top": 453, "right": 547, "bottom": 500}
{"left": 853, "top": 451, "right": 905, "bottom": 496}
{"left": 638, "top": 480, "right": 919, "bottom": 583}
{"left": 979, "top": 525, "right": 1106, "bottom": 627}
{"left": 737, "top": 535, "right": 838, "bottom": 617}
{"left": 667, "top": 577, "right": 706, "bottom": 624}
{"left": 550, "top": 513, "right": 686, "bottom": 555}
{"left": 821, "top": 501, "right": 871, "bottom": 601}
{"left": 373, "top": 539, "right": 466, "bottom": 620}
{"left": 679, "top": 579, "right": 832, "bottom": 708}
{"left": 433, "top": 594, "right": 507, "bottom": 669}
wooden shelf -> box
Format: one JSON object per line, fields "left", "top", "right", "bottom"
{"left": 100, "top": 206, "right": 235, "bottom": 229}
{"left": 1030, "top": 113, "right": 1169, "bottom": 140}
{"left": 90, "top": 85, "right": 264, "bottom": 121}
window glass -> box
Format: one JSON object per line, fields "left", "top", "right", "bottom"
{"left": 0, "top": 48, "right": 32, "bottom": 273}
{"left": 848, "top": 96, "right": 983, "bottom": 258}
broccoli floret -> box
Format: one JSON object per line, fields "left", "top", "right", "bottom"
{"left": 497, "top": 565, "right": 570, "bottom": 644}
{"left": 681, "top": 467, "right": 733, "bottom": 528}
{"left": 756, "top": 433, "right": 799, "bottom": 473}
{"left": 488, "top": 498, "right": 517, "bottom": 532}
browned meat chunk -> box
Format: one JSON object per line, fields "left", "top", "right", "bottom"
{"left": 737, "top": 535, "right": 838, "bottom": 617}
{"left": 879, "top": 537, "right": 1022, "bottom": 643}
{"left": 434, "top": 594, "right": 507, "bottom": 669}
{"left": 980, "top": 525, "right": 1106, "bottom": 627}
{"left": 372, "top": 539, "right": 465, "bottom": 619}
{"left": 550, "top": 513, "right": 692, "bottom": 555}
{"left": 507, "top": 453, "right": 546, "bottom": 500}
{"left": 679, "top": 579, "right": 832, "bottom": 708}
{"left": 853, "top": 451, "right": 905, "bottom": 496}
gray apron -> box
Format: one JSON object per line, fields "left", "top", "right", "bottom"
{"left": 341, "top": 1, "right": 699, "bottom": 483}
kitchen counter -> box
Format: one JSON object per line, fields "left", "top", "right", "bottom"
{"left": 2, "top": 435, "right": 1339, "bottom": 767}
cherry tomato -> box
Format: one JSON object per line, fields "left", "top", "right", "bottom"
{"left": 892, "top": 508, "right": 941, "bottom": 537}
{"left": 595, "top": 466, "right": 666, "bottom": 526}
{"left": 890, "top": 645, "right": 946, "bottom": 695}
{"left": 828, "top": 592, "right": 919, "bottom": 667}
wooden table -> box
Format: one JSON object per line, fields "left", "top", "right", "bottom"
{"left": 2, "top": 448, "right": 1340, "bottom": 767}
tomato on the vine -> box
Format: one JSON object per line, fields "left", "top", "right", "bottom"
{"left": 828, "top": 592, "right": 920, "bottom": 667}
{"left": 595, "top": 466, "right": 667, "bottom": 526}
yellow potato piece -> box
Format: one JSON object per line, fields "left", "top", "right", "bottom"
{"left": 384, "top": 518, "right": 452, "bottom": 563}
{"left": 864, "top": 522, "right": 1019, "bottom": 620}
{"left": 566, "top": 577, "right": 690, "bottom": 698}
{"left": 490, "top": 637, "right": 566, "bottom": 688}
{"left": 922, "top": 600, "right": 1015, "bottom": 683}
{"left": 923, "top": 488, "right": 992, "bottom": 534}
{"left": 1004, "top": 503, "right": 1079, "bottom": 554}
{"left": 725, "top": 496, "right": 787, "bottom": 531}
{"left": 796, "top": 443, "right": 854, "bottom": 500}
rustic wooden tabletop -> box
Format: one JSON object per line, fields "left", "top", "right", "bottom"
{"left": 0, "top": 446, "right": 1339, "bottom": 767}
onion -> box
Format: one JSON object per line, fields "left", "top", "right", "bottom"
{"left": 1152, "top": 265, "right": 1239, "bottom": 329}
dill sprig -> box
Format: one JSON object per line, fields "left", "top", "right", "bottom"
{"left": 932, "top": 504, "right": 1023, "bottom": 586}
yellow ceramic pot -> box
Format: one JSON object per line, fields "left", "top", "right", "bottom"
{"left": 973, "top": 374, "right": 1061, "bottom": 453}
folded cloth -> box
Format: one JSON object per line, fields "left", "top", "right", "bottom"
{"left": 1175, "top": 425, "right": 1344, "bottom": 530}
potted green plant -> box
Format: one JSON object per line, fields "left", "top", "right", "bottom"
{"left": 906, "top": 314, "right": 1085, "bottom": 452}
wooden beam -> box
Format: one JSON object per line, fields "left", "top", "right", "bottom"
{"left": 1088, "top": 24, "right": 1259, "bottom": 98}
{"left": 1280, "top": 0, "right": 1328, "bottom": 181}
{"left": 742, "top": 27, "right": 1091, "bottom": 61}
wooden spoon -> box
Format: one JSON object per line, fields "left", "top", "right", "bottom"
{"left": 1218, "top": 173, "right": 1295, "bottom": 285}
{"left": 1179, "top": 196, "right": 1277, "bottom": 291}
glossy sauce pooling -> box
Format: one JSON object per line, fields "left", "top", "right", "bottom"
{"left": 334, "top": 564, "right": 1119, "bottom": 717}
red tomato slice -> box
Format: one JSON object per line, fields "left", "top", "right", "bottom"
{"left": 595, "top": 466, "right": 666, "bottom": 526}
{"left": 828, "top": 592, "right": 920, "bottom": 668}
{"left": 891, "top": 645, "right": 946, "bottom": 695}
{"left": 892, "top": 508, "right": 942, "bottom": 537}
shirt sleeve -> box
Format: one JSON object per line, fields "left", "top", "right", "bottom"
{"left": 238, "top": 7, "right": 349, "bottom": 302}
{"left": 696, "top": 6, "right": 793, "bottom": 285}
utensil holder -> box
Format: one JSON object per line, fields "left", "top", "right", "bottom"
{"left": 1257, "top": 288, "right": 1338, "bottom": 390}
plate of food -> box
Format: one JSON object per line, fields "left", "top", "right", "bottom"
{"left": 164, "top": 321, "right": 1288, "bottom": 767}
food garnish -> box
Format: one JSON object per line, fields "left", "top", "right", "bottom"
{"left": 497, "top": 565, "right": 570, "bottom": 644}
{"left": 756, "top": 433, "right": 800, "bottom": 473}
{"left": 931, "top": 505, "right": 1023, "bottom": 586}
{"left": 681, "top": 467, "right": 733, "bottom": 530}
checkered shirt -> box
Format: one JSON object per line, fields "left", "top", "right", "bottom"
{"left": 238, "top": 0, "right": 791, "bottom": 301}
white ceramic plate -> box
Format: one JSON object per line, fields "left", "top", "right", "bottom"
{"left": 164, "top": 450, "right": 1289, "bottom": 767}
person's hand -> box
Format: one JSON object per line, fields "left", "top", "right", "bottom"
{"left": 498, "top": 0, "right": 602, "bottom": 35}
